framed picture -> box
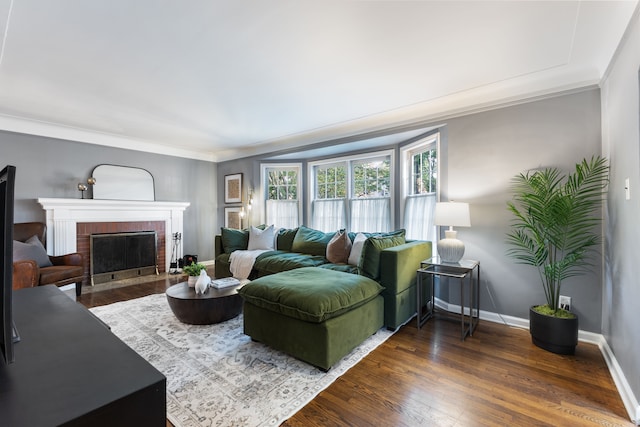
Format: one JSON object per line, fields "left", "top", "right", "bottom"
{"left": 225, "top": 173, "right": 243, "bottom": 204}
{"left": 224, "top": 207, "right": 243, "bottom": 229}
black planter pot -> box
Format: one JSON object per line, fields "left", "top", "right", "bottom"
{"left": 529, "top": 306, "right": 579, "bottom": 355}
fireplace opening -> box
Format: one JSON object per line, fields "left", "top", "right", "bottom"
{"left": 90, "top": 231, "right": 158, "bottom": 285}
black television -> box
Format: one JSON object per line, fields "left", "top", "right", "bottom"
{"left": 1, "top": 165, "right": 18, "bottom": 364}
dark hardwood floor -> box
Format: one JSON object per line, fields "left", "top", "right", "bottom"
{"left": 71, "top": 276, "right": 634, "bottom": 427}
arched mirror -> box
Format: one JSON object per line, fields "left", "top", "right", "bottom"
{"left": 91, "top": 165, "right": 155, "bottom": 201}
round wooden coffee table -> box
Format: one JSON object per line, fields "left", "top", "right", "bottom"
{"left": 166, "top": 281, "right": 244, "bottom": 325}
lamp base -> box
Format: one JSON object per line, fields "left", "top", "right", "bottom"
{"left": 437, "top": 230, "right": 465, "bottom": 263}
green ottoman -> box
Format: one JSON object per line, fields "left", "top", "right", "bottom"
{"left": 237, "top": 267, "right": 385, "bottom": 371}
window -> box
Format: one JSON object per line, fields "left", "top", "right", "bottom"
{"left": 410, "top": 146, "right": 437, "bottom": 195}
{"left": 261, "top": 164, "right": 301, "bottom": 229}
{"left": 350, "top": 156, "right": 391, "bottom": 232}
{"left": 401, "top": 135, "right": 438, "bottom": 241}
{"left": 309, "top": 151, "right": 393, "bottom": 232}
{"left": 312, "top": 162, "right": 347, "bottom": 231}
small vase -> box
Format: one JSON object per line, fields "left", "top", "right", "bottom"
{"left": 188, "top": 276, "right": 198, "bottom": 288}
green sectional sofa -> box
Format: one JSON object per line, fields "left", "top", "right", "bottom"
{"left": 214, "top": 225, "right": 432, "bottom": 330}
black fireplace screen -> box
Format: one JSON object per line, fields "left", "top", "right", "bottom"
{"left": 90, "top": 231, "right": 157, "bottom": 278}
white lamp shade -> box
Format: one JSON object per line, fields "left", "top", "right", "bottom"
{"left": 434, "top": 202, "right": 470, "bottom": 227}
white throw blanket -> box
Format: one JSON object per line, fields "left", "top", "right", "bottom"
{"left": 229, "top": 249, "right": 269, "bottom": 279}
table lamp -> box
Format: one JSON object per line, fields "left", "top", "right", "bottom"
{"left": 434, "top": 202, "right": 470, "bottom": 263}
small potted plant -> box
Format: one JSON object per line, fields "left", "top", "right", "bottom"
{"left": 506, "top": 155, "right": 608, "bottom": 354}
{"left": 183, "top": 261, "right": 207, "bottom": 287}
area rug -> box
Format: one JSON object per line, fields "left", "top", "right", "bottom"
{"left": 90, "top": 293, "right": 394, "bottom": 427}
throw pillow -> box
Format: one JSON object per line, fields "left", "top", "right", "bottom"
{"left": 272, "top": 227, "right": 281, "bottom": 250}
{"left": 291, "top": 225, "right": 334, "bottom": 256}
{"left": 326, "top": 230, "right": 352, "bottom": 264}
{"left": 13, "top": 235, "right": 53, "bottom": 267}
{"left": 275, "top": 227, "right": 298, "bottom": 252}
{"left": 248, "top": 225, "right": 275, "bottom": 250}
{"left": 347, "top": 232, "right": 368, "bottom": 266}
{"left": 359, "top": 231, "right": 406, "bottom": 280}
{"left": 220, "top": 227, "right": 249, "bottom": 254}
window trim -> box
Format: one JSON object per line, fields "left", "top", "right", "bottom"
{"left": 400, "top": 133, "right": 440, "bottom": 237}
{"left": 260, "top": 162, "right": 303, "bottom": 226}
{"left": 307, "top": 149, "right": 395, "bottom": 230}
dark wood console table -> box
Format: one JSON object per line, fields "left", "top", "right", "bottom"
{"left": 0, "top": 285, "right": 166, "bottom": 426}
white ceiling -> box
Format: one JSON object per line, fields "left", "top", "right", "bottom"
{"left": 0, "top": 1, "right": 637, "bottom": 162}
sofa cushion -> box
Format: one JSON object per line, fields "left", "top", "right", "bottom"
{"left": 220, "top": 227, "right": 249, "bottom": 254}
{"left": 237, "top": 267, "right": 384, "bottom": 323}
{"left": 253, "top": 252, "right": 327, "bottom": 275}
{"left": 291, "top": 226, "right": 334, "bottom": 256}
{"left": 276, "top": 227, "right": 298, "bottom": 252}
{"left": 326, "top": 230, "right": 352, "bottom": 264}
{"left": 319, "top": 263, "right": 359, "bottom": 274}
{"left": 348, "top": 229, "right": 406, "bottom": 242}
{"left": 13, "top": 235, "right": 53, "bottom": 267}
{"left": 39, "top": 265, "right": 84, "bottom": 284}
{"left": 359, "top": 230, "right": 406, "bottom": 280}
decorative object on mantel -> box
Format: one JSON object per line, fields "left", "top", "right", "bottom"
{"left": 91, "top": 164, "right": 155, "bottom": 201}
{"left": 90, "top": 293, "right": 394, "bottom": 427}
{"left": 86, "top": 176, "right": 96, "bottom": 197}
{"left": 224, "top": 173, "right": 242, "bottom": 204}
{"left": 434, "top": 201, "right": 471, "bottom": 263}
{"left": 77, "top": 183, "right": 88, "bottom": 199}
{"left": 183, "top": 262, "right": 207, "bottom": 287}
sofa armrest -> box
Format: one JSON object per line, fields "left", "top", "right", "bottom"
{"left": 379, "top": 241, "right": 432, "bottom": 296}
{"left": 12, "top": 260, "right": 39, "bottom": 289}
{"left": 50, "top": 253, "right": 83, "bottom": 266}
{"left": 215, "top": 235, "right": 224, "bottom": 258}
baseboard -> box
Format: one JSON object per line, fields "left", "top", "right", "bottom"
{"left": 597, "top": 337, "right": 640, "bottom": 425}
{"left": 435, "top": 298, "right": 640, "bottom": 425}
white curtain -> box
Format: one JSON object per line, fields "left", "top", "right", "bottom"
{"left": 350, "top": 198, "right": 390, "bottom": 233}
{"left": 404, "top": 194, "right": 437, "bottom": 241}
{"left": 312, "top": 199, "right": 346, "bottom": 232}
{"left": 266, "top": 200, "right": 299, "bottom": 229}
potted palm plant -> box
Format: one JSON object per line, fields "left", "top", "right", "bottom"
{"left": 506, "top": 155, "right": 608, "bottom": 354}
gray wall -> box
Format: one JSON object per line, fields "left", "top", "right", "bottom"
{"left": 446, "top": 89, "right": 603, "bottom": 332}
{"left": 1, "top": 131, "right": 217, "bottom": 260}
{"left": 217, "top": 89, "right": 604, "bottom": 332}
{"left": 216, "top": 157, "right": 267, "bottom": 230}
{"left": 601, "top": 8, "right": 640, "bottom": 410}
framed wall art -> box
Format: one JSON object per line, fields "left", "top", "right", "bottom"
{"left": 224, "top": 207, "right": 243, "bottom": 229}
{"left": 224, "top": 173, "right": 243, "bottom": 204}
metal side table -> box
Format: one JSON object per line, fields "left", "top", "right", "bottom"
{"left": 417, "top": 256, "right": 480, "bottom": 340}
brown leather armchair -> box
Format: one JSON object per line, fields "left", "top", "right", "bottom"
{"left": 12, "top": 222, "right": 85, "bottom": 296}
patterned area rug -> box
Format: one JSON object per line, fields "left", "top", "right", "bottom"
{"left": 90, "top": 293, "right": 394, "bottom": 426}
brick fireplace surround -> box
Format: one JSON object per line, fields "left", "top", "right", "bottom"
{"left": 38, "top": 198, "right": 190, "bottom": 289}
{"left": 77, "top": 221, "right": 165, "bottom": 287}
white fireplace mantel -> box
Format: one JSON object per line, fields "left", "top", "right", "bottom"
{"left": 37, "top": 198, "right": 190, "bottom": 270}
